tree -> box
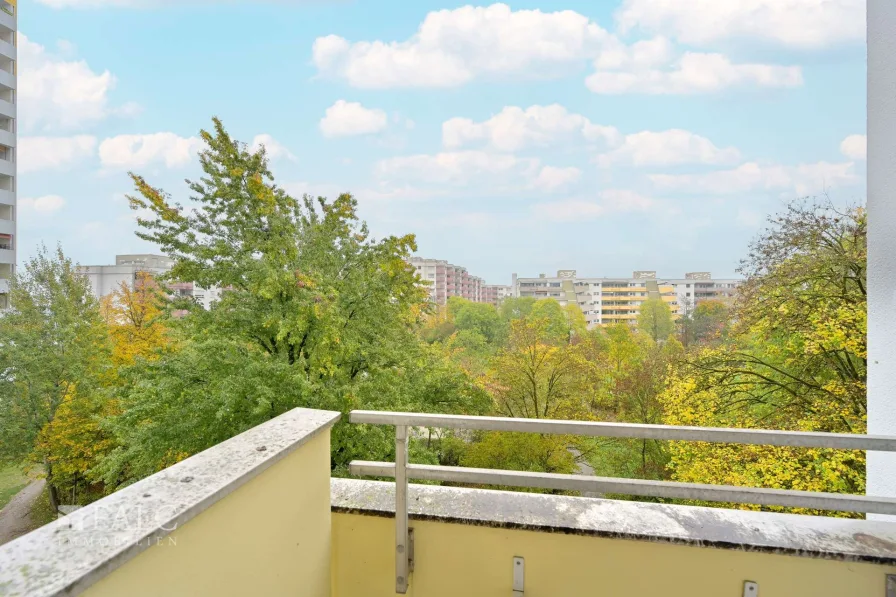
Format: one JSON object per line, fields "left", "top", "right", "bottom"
{"left": 101, "top": 272, "right": 170, "bottom": 367}
{"left": 36, "top": 273, "right": 175, "bottom": 504}
{"left": 661, "top": 200, "right": 867, "bottom": 515}
{"left": 98, "top": 118, "right": 434, "bottom": 486}
{"left": 677, "top": 299, "right": 730, "bottom": 348}
{"left": 499, "top": 297, "right": 536, "bottom": 322}
{"left": 451, "top": 299, "right": 505, "bottom": 344}
{"left": 486, "top": 317, "right": 595, "bottom": 420}
{"left": 527, "top": 299, "right": 585, "bottom": 344}
{"left": 637, "top": 298, "right": 674, "bottom": 342}
{"left": 0, "top": 246, "right": 109, "bottom": 509}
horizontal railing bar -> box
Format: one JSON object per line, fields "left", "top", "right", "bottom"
{"left": 349, "top": 460, "right": 896, "bottom": 515}
{"left": 349, "top": 411, "right": 896, "bottom": 452}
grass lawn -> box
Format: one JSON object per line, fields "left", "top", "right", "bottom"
{"left": 0, "top": 463, "right": 28, "bottom": 510}
{"left": 29, "top": 486, "right": 58, "bottom": 528}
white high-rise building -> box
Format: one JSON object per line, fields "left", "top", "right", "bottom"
{"left": 0, "top": 1, "right": 16, "bottom": 309}
{"left": 512, "top": 270, "right": 741, "bottom": 328}
{"left": 79, "top": 254, "right": 223, "bottom": 311}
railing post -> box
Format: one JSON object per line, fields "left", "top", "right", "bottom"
{"left": 395, "top": 425, "right": 410, "bottom": 594}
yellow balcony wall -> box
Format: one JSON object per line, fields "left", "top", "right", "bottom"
{"left": 332, "top": 513, "right": 895, "bottom": 597}
{"left": 84, "top": 431, "right": 333, "bottom": 597}
{"left": 0, "top": 408, "right": 340, "bottom": 597}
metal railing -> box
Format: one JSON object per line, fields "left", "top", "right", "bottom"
{"left": 348, "top": 410, "right": 896, "bottom": 594}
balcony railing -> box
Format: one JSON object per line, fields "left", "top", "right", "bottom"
{"left": 348, "top": 410, "right": 896, "bottom": 594}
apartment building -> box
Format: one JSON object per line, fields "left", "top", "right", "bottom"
{"left": 80, "top": 254, "right": 175, "bottom": 297}
{"left": 410, "top": 257, "right": 489, "bottom": 305}
{"left": 512, "top": 270, "right": 741, "bottom": 328}
{"left": 481, "top": 284, "right": 511, "bottom": 306}
{"left": 79, "top": 254, "right": 223, "bottom": 310}
{"left": 0, "top": 1, "right": 15, "bottom": 309}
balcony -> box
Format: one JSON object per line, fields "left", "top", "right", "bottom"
{"left": 0, "top": 6, "right": 13, "bottom": 33}
{"left": 0, "top": 98, "right": 14, "bottom": 119}
{"left": 0, "top": 68, "right": 14, "bottom": 92}
{"left": 0, "top": 37, "right": 14, "bottom": 62}
{"left": 0, "top": 156, "right": 13, "bottom": 176}
{"left": 0, "top": 408, "right": 894, "bottom": 597}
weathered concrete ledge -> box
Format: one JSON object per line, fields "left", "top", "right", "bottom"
{"left": 331, "top": 478, "right": 896, "bottom": 565}
{"left": 0, "top": 407, "right": 340, "bottom": 597}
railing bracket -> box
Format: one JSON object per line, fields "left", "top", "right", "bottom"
{"left": 743, "top": 580, "right": 758, "bottom": 596}
{"left": 513, "top": 556, "right": 524, "bottom": 596}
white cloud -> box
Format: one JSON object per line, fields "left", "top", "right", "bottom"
{"left": 532, "top": 189, "right": 660, "bottom": 222}
{"left": 312, "top": 3, "right": 611, "bottom": 88}
{"left": 443, "top": 104, "right": 620, "bottom": 152}
{"left": 98, "top": 133, "right": 204, "bottom": 169}
{"left": 375, "top": 150, "right": 540, "bottom": 187}
{"left": 250, "top": 133, "right": 297, "bottom": 161}
{"left": 319, "top": 100, "right": 388, "bottom": 138}
{"left": 615, "top": 0, "right": 864, "bottom": 49}
{"left": 650, "top": 161, "right": 859, "bottom": 196}
{"left": 531, "top": 166, "right": 582, "bottom": 192}
{"left": 840, "top": 134, "right": 866, "bottom": 160}
{"left": 18, "top": 34, "right": 136, "bottom": 132}
{"left": 587, "top": 51, "right": 802, "bottom": 95}
{"left": 18, "top": 195, "right": 66, "bottom": 214}
{"left": 18, "top": 135, "right": 97, "bottom": 173}
{"left": 596, "top": 129, "right": 740, "bottom": 167}
{"left": 312, "top": 4, "right": 805, "bottom": 95}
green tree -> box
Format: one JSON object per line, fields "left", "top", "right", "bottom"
{"left": 98, "top": 118, "right": 437, "bottom": 486}
{"left": 527, "top": 299, "right": 586, "bottom": 343}
{"left": 0, "top": 246, "right": 109, "bottom": 508}
{"left": 677, "top": 299, "right": 730, "bottom": 347}
{"left": 452, "top": 299, "right": 504, "bottom": 344}
{"left": 637, "top": 298, "right": 674, "bottom": 342}
{"left": 499, "top": 297, "right": 536, "bottom": 322}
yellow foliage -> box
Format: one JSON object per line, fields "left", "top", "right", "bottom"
{"left": 101, "top": 272, "right": 170, "bottom": 368}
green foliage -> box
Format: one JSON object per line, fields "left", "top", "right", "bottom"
{"left": 499, "top": 297, "right": 536, "bottom": 322}
{"left": 0, "top": 246, "right": 109, "bottom": 472}
{"left": 452, "top": 299, "right": 504, "bottom": 344}
{"left": 678, "top": 299, "right": 730, "bottom": 347}
{"left": 637, "top": 298, "right": 674, "bottom": 342}
{"left": 99, "top": 119, "right": 482, "bottom": 487}
{"left": 462, "top": 432, "right": 577, "bottom": 478}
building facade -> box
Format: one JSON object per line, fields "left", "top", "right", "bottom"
{"left": 0, "top": 1, "right": 15, "bottom": 309}
{"left": 410, "top": 257, "right": 491, "bottom": 305}
{"left": 481, "top": 284, "right": 511, "bottom": 306}
{"left": 80, "top": 254, "right": 175, "bottom": 298}
{"left": 513, "top": 270, "right": 741, "bottom": 328}
{"left": 79, "top": 254, "right": 223, "bottom": 310}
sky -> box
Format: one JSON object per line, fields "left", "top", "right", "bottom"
{"left": 18, "top": 0, "right": 867, "bottom": 285}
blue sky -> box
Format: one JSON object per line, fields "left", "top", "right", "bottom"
{"left": 18, "top": 0, "right": 866, "bottom": 284}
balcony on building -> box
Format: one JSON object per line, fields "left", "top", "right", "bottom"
{"left": 0, "top": 407, "right": 894, "bottom": 597}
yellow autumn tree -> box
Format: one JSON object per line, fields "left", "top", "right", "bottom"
{"left": 661, "top": 201, "right": 866, "bottom": 517}
{"left": 37, "top": 272, "right": 171, "bottom": 502}
{"left": 462, "top": 316, "right": 598, "bottom": 478}
{"left": 101, "top": 272, "right": 170, "bottom": 367}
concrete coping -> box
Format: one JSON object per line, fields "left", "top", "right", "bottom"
{"left": 331, "top": 478, "right": 896, "bottom": 565}
{"left": 0, "top": 407, "right": 340, "bottom": 597}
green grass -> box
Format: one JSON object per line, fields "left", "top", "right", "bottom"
{"left": 29, "top": 486, "right": 58, "bottom": 528}
{"left": 0, "top": 463, "right": 28, "bottom": 510}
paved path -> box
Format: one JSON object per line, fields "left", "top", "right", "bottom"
{"left": 569, "top": 448, "right": 603, "bottom": 498}
{"left": 0, "top": 479, "right": 46, "bottom": 546}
